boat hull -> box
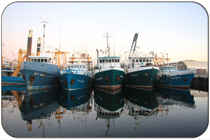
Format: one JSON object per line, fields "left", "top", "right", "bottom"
{"left": 2, "top": 76, "right": 25, "bottom": 86}
{"left": 125, "top": 67, "right": 159, "bottom": 89}
{"left": 59, "top": 73, "right": 92, "bottom": 90}
{"left": 93, "top": 68, "right": 125, "bottom": 90}
{"left": 154, "top": 72, "right": 195, "bottom": 89}
{"left": 20, "top": 61, "right": 60, "bottom": 90}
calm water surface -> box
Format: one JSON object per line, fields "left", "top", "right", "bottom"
{"left": 1, "top": 86, "right": 208, "bottom": 138}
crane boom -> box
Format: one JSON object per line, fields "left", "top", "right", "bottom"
{"left": 129, "top": 33, "right": 138, "bottom": 57}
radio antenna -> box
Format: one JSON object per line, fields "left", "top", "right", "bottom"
{"left": 103, "top": 32, "right": 112, "bottom": 57}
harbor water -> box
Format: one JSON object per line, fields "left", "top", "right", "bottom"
{"left": 1, "top": 86, "right": 208, "bottom": 138}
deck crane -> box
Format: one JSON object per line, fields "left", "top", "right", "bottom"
{"left": 11, "top": 49, "right": 29, "bottom": 77}
{"left": 129, "top": 33, "right": 138, "bottom": 57}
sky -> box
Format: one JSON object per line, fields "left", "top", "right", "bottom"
{"left": 1, "top": 1, "right": 209, "bottom": 64}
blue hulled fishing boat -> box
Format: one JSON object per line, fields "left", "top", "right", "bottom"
{"left": 59, "top": 53, "right": 92, "bottom": 90}
{"left": 20, "top": 54, "right": 60, "bottom": 90}
{"left": 154, "top": 65, "right": 195, "bottom": 89}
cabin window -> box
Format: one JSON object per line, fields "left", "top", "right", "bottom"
{"left": 109, "top": 59, "right": 111, "bottom": 63}
{"left": 136, "top": 59, "right": 139, "bottom": 62}
{"left": 83, "top": 65, "right": 85, "bottom": 68}
{"left": 77, "top": 65, "right": 79, "bottom": 68}
{"left": 106, "top": 59, "right": 108, "bottom": 63}
{"left": 34, "top": 59, "right": 37, "bottom": 62}
{"left": 143, "top": 59, "right": 145, "bottom": 62}
{"left": 132, "top": 59, "right": 135, "bottom": 62}
{"left": 80, "top": 65, "right": 82, "bottom": 68}
{"left": 45, "top": 59, "right": 47, "bottom": 63}
{"left": 100, "top": 60, "right": 102, "bottom": 63}
{"left": 102, "top": 59, "right": 105, "bottom": 63}
{"left": 146, "top": 59, "right": 149, "bottom": 62}
{"left": 112, "top": 59, "right": 114, "bottom": 62}
{"left": 38, "top": 59, "right": 40, "bottom": 62}
{"left": 115, "top": 59, "right": 117, "bottom": 62}
{"left": 68, "top": 66, "right": 70, "bottom": 69}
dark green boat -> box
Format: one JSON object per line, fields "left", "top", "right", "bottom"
{"left": 93, "top": 56, "right": 125, "bottom": 90}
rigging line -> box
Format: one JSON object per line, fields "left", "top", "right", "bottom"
{"left": 116, "top": 40, "right": 132, "bottom": 56}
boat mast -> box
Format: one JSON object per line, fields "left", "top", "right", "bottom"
{"left": 40, "top": 18, "right": 49, "bottom": 52}
{"left": 103, "top": 32, "right": 112, "bottom": 57}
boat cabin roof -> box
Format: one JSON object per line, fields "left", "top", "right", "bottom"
{"left": 99, "top": 56, "right": 120, "bottom": 59}
{"left": 29, "top": 56, "right": 51, "bottom": 63}
{"left": 129, "top": 56, "right": 154, "bottom": 59}
{"left": 159, "top": 65, "right": 178, "bottom": 71}
{"left": 29, "top": 56, "right": 50, "bottom": 59}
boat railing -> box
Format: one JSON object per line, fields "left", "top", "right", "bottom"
{"left": 60, "top": 69, "right": 86, "bottom": 74}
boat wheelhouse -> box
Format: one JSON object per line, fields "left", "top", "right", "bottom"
{"left": 29, "top": 56, "right": 52, "bottom": 63}
{"left": 128, "top": 56, "right": 154, "bottom": 68}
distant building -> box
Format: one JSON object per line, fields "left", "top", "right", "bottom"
{"left": 177, "top": 60, "right": 208, "bottom": 78}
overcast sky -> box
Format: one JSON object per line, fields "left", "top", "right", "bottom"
{"left": 1, "top": 1, "right": 208, "bottom": 63}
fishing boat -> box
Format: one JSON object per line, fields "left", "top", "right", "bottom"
{"left": 124, "top": 33, "right": 159, "bottom": 89}
{"left": 20, "top": 28, "right": 61, "bottom": 90}
{"left": 154, "top": 64, "right": 195, "bottom": 89}
{"left": 59, "top": 53, "right": 92, "bottom": 90}
{"left": 20, "top": 53, "right": 61, "bottom": 90}
{"left": 92, "top": 33, "right": 125, "bottom": 90}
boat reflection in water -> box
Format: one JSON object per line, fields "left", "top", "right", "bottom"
{"left": 125, "top": 87, "right": 159, "bottom": 117}
{"left": 94, "top": 88, "right": 124, "bottom": 137}
{"left": 19, "top": 88, "right": 60, "bottom": 132}
{"left": 155, "top": 87, "right": 195, "bottom": 108}
{"left": 57, "top": 88, "right": 93, "bottom": 112}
